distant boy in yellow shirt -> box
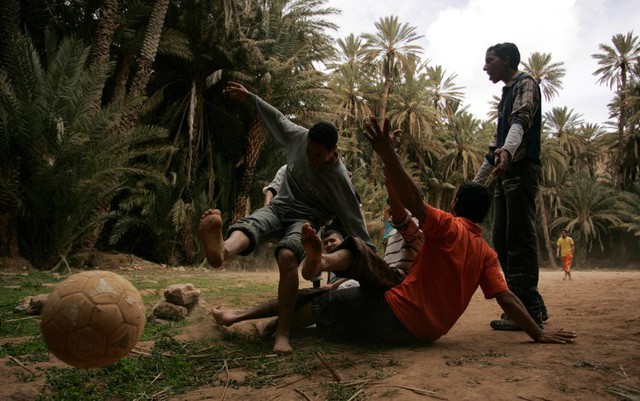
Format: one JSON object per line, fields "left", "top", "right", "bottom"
{"left": 556, "top": 230, "right": 574, "bottom": 281}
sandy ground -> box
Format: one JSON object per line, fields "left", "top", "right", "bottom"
{"left": 1, "top": 269, "right": 639, "bottom": 400}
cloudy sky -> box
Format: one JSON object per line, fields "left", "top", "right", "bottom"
{"left": 323, "top": 0, "right": 639, "bottom": 126}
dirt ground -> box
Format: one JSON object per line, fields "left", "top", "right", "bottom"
{"left": 1, "top": 268, "right": 639, "bottom": 400}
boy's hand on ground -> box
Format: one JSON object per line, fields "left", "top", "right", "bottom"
{"left": 536, "top": 328, "right": 577, "bottom": 344}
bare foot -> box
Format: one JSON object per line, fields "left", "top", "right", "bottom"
{"left": 256, "top": 318, "right": 277, "bottom": 338}
{"left": 210, "top": 306, "right": 242, "bottom": 327}
{"left": 300, "top": 223, "right": 323, "bottom": 280}
{"left": 273, "top": 335, "right": 293, "bottom": 354}
{"left": 199, "top": 209, "right": 224, "bottom": 268}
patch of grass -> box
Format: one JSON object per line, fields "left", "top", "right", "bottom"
{"left": 0, "top": 315, "right": 42, "bottom": 337}
{"left": 325, "top": 382, "right": 364, "bottom": 401}
{"left": 37, "top": 352, "right": 207, "bottom": 401}
{"left": 0, "top": 337, "right": 49, "bottom": 362}
{"left": 0, "top": 272, "right": 58, "bottom": 337}
{"left": 37, "top": 338, "right": 229, "bottom": 400}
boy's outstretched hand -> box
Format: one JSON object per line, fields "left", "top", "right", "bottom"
{"left": 363, "top": 116, "right": 401, "bottom": 159}
{"left": 223, "top": 81, "right": 251, "bottom": 103}
{"left": 536, "top": 328, "right": 577, "bottom": 344}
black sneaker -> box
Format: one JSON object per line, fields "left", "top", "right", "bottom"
{"left": 490, "top": 317, "right": 522, "bottom": 331}
{"left": 501, "top": 311, "right": 548, "bottom": 322}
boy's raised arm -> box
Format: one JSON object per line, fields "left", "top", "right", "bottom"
{"left": 364, "top": 117, "right": 427, "bottom": 224}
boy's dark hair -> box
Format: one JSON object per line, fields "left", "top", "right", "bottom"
{"left": 308, "top": 121, "right": 338, "bottom": 149}
{"left": 322, "top": 229, "right": 344, "bottom": 240}
{"left": 454, "top": 182, "right": 491, "bottom": 223}
{"left": 488, "top": 42, "right": 520, "bottom": 70}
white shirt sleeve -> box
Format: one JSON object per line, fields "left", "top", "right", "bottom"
{"left": 473, "top": 159, "right": 495, "bottom": 186}
{"left": 262, "top": 165, "right": 287, "bottom": 194}
{"left": 501, "top": 123, "right": 524, "bottom": 158}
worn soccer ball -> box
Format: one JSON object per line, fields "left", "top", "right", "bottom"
{"left": 40, "top": 270, "right": 146, "bottom": 369}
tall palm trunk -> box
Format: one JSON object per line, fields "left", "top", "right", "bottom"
{"left": 120, "top": 0, "right": 170, "bottom": 134}
{"left": 88, "top": 0, "right": 119, "bottom": 114}
{"left": 398, "top": 120, "right": 410, "bottom": 157}
{"left": 378, "top": 77, "right": 392, "bottom": 123}
{"left": 370, "top": 73, "right": 393, "bottom": 183}
{"left": 110, "top": 51, "right": 134, "bottom": 103}
{"left": 0, "top": 166, "right": 20, "bottom": 257}
{"left": 347, "top": 98, "right": 359, "bottom": 172}
{"left": 232, "top": 119, "right": 265, "bottom": 223}
{"left": 0, "top": 0, "right": 21, "bottom": 258}
{"left": 617, "top": 66, "right": 627, "bottom": 190}
{"left": 0, "top": 0, "right": 20, "bottom": 73}
{"left": 177, "top": 81, "right": 204, "bottom": 263}
{"left": 537, "top": 190, "right": 557, "bottom": 268}
{"left": 186, "top": 81, "right": 203, "bottom": 188}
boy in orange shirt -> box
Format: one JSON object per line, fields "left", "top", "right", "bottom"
{"left": 211, "top": 117, "right": 577, "bottom": 346}
{"left": 556, "top": 230, "right": 574, "bottom": 281}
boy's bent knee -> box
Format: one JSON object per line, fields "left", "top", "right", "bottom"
{"left": 276, "top": 248, "right": 299, "bottom": 267}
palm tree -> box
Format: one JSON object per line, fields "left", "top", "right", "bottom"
{"left": 487, "top": 94, "right": 500, "bottom": 121}
{"left": 571, "top": 123, "right": 603, "bottom": 175}
{"left": 425, "top": 64, "right": 465, "bottom": 118}
{"left": 327, "top": 34, "right": 373, "bottom": 170}
{"left": 75, "top": 0, "right": 171, "bottom": 262}
{"left": 362, "top": 15, "right": 423, "bottom": 122}
{"left": 552, "top": 173, "right": 621, "bottom": 259}
{"left": 361, "top": 16, "right": 423, "bottom": 180}
{"left": 520, "top": 53, "right": 569, "bottom": 258}
{"left": 592, "top": 31, "right": 640, "bottom": 189}
{"left": 616, "top": 182, "right": 640, "bottom": 242}
{"left": 226, "top": 0, "right": 339, "bottom": 222}
{"left": 540, "top": 107, "right": 588, "bottom": 265}
{"left": 544, "top": 106, "right": 588, "bottom": 167}
{"left": 387, "top": 56, "right": 439, "bottom": 157}
{"left": 438, "top": 110, "right": 489, "bottom": 182}
{"left": 0, "top": 35, "right": 169, "bottom": 269}
{"left": 537, "top": 134, "right": 569, "bottom": 268}
{"left": 622, "top": 63, "right": 640, "bottom": 183}
{"left": 522, "top": 52, "right": 566, "bottom": 102}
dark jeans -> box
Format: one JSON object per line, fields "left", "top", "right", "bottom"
{"left": 311, "top": 287, "right": 418, "bottom": 344}
{"left": 332, "top": 236, "right": 406, "bottom": 290}
{"left": 493, "top": 160, "right": 546, "bottom": 321}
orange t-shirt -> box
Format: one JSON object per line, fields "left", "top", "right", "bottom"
{"left": 385, "top": 205, "right": 507, "bottom": 342}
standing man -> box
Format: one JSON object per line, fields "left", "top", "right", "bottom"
{"left": 474, "top": 43, "right": 547, "bottom": 331}
{"left": 556, "top": 230, "right": 574, "bottom": 281}
{"left": 199, "top": 82, "right": 370, "bottom": 353}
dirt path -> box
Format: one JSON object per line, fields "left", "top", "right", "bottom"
{"left": 1, "top": 269, "right": 639, "bottom": 400}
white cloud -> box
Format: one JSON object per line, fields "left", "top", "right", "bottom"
{"left": 324, "top": 0, "right": 640, "bottom": 126}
